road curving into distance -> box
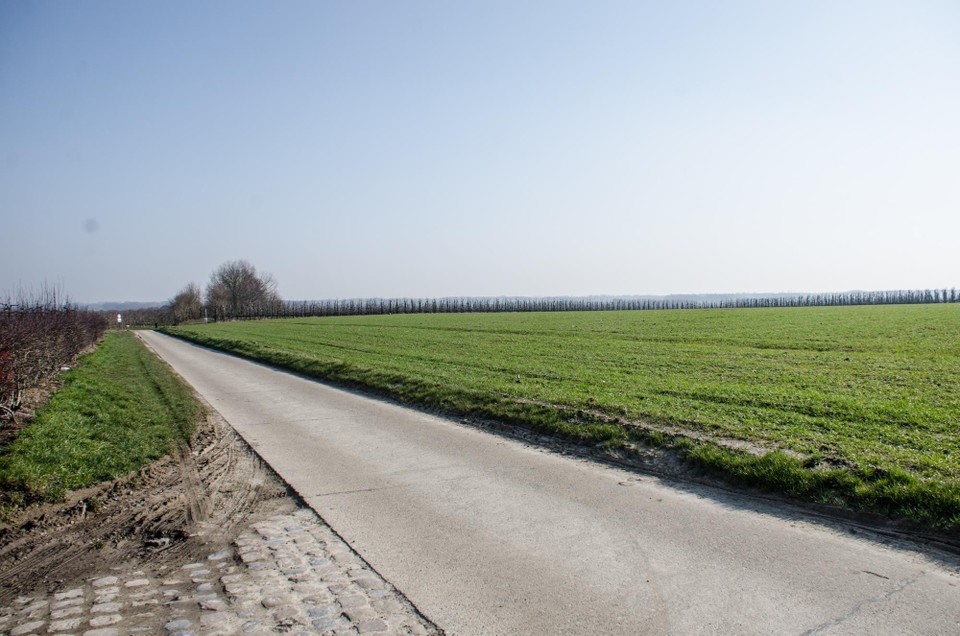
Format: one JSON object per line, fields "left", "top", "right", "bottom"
{"left": 139, "top": 330, "right": 960, "bottom": 635}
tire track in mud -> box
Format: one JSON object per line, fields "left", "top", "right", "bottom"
{"left": 0, "top": 410, "right": 296, "bottom": 605}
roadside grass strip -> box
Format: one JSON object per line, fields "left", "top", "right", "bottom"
{"left": 163, "top": 305, "right": 960, "bottom": 530}
{"left": 0, "top": 331, "right": 201, "bottom": 505}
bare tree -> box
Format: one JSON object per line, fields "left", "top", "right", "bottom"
{"left": 205, "top": 260, "right": 280, "bottom": 320}
{"left": 169, "top": 283, "right": 204, "bottom": 324}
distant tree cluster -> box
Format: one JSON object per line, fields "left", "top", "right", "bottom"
{"left": 166, "top": 259, "right": 281, "bottom": 324}
{"left": 204, "top": 260, "right": 281, "bottom": 321}
{"left": 0, "top": 285, "right": 108, "bottom": 425}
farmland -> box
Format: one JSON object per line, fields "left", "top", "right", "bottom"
{"left": 164, "top": 304, "right": 960, "bottom": 528}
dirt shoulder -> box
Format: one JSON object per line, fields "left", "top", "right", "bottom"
{"left": 0, "top": 408, "right": 296, "bottom": 606}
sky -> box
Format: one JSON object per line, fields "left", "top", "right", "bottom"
{"left": 2, "top": 1, "right": 959, "bottom": 303}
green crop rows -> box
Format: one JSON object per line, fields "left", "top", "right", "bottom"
{"left": 165, "top": 304, "right": 960, "bottom": 529}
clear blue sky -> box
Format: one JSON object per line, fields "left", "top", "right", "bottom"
{"left": 2, "top": 1, "right": 958, "bottom": 303}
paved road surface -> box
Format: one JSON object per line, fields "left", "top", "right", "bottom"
{"left": 140, "top": 331, "right": 960, "bottom": 635}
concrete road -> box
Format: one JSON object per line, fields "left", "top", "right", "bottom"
{"left": 140, "top": 331, "right": 960, "bottom": 635}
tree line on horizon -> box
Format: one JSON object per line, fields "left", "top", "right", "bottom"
{"left": 273, "top": 287, "right": 960, "bottom": 318}
{"left": 158, "top": 260, "right": 958, "bottom": 325}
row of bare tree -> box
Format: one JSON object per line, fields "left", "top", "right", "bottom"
{"left": 275, "top": 287, "right": 960, "bottom": 318}
{"left": 0, "top": 287, "right": 108, "bottom": 424}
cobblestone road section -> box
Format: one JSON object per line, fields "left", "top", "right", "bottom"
{"left": 0, "top": 509, "right": 438, "bottom": 636}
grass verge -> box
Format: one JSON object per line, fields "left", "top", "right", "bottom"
{"left": 0, "top": 331, "right": 201, "bottom": 507}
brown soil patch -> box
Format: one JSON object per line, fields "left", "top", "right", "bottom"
{"left": 0, "top": 409, "right": 297, "bottom": 605}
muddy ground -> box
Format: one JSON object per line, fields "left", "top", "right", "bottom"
{"left": 0, "top": 409, "right": 297, "bottom": 606}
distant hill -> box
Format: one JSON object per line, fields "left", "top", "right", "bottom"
{"left": 85, "top": 301, "right": 165, "bottom": 311}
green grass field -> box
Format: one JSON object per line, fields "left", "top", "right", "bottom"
{"left": 164, "top": 304, "right": 960, "bottom": 529}
{"left": 0, "top": 331, "right": 201, "bottom": 506}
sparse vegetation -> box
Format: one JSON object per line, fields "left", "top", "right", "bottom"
{"left": 164, "top": 304, "right": 960, "bottom": 529}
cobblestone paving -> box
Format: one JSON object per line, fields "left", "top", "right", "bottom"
{"left": 0, "top": 510, "right": 438, "bottom": 636}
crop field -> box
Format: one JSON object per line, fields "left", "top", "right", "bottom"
{"left": 165, "top": 304, "right": 960, "bottom": 528}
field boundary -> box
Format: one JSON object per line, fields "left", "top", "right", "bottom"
{"left": 158, "top": 328, "right": 960, "bottom": 550}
